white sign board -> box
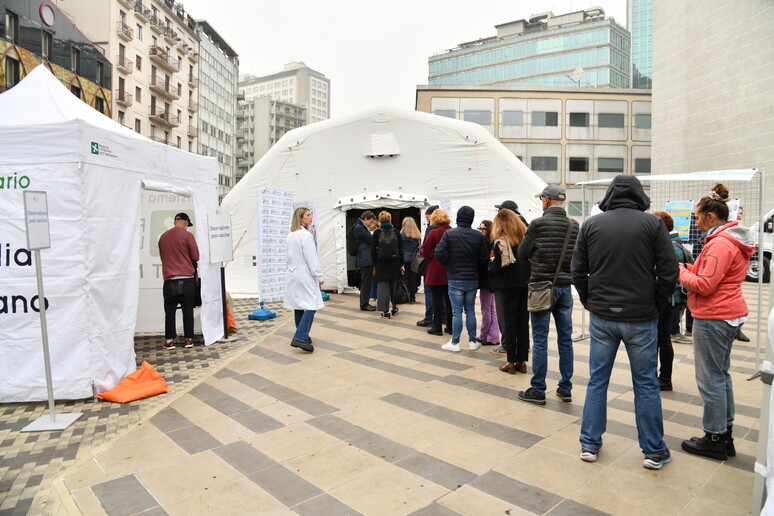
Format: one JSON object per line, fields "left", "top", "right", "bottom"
{"left": 23, "top": 190, "right": 50, "bottom": 250}
{"left": 208, "top": 208, "right": 233, "bottom": 263}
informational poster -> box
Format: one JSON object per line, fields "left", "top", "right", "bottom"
{"left": 23, "top": 191, "right": 50, "bottom": 250}
{"left": 664, "top": 200, "right": 694, "bottom": 241}
{"left": 207, "top": 208, "right": 233, "bottom": 264}
{"left": 727, "top": 198, "right": 741, "bottom": 222}
{"left": 440, "top": 197, "right": 452, "bottom": 218}
{"left": 257, "top": 187, "right": 293, "bottom": 302}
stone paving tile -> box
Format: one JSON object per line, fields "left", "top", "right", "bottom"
{"left": 292, "top": 493, "right": 365, "bottom": 516}
{"left": 246, "top": 463, "right": 324, "bottom": 507}
{"left": 91, "top": 474, "right": 160, "bottom": 516}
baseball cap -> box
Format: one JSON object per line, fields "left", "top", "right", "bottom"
{"left": 536, "top": 185, "right": 566, "bottom": 201}
{"left": 425, "top": 205, "right": 439, "bottom": 215}
{"left": 495, "top": 200, "right": 519, "bottom": 213}
{"left": 174, "top": 212, "right": 193, "bottom": 227}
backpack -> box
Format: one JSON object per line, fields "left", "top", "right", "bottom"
{"left": 377, "top": 228, "right": 399, "bottom": 260}
{"left": 346, "top": 223, "right": 358, "bottom": 256}
{"left": 672, "top": 240, "right": 694, "bottom": 303}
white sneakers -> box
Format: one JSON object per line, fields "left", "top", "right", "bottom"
{"left": 441, "top": 340, "right": 481, "bottom": 352}
{"left": 441, "top": 341, "right": 461, "bottom": 352}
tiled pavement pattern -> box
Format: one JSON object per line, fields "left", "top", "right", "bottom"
{"left": 1, "top": 284, "right": 767, "bottom": 515}
{"left": 0, "top": 300, "right": 288, "bottom": 515}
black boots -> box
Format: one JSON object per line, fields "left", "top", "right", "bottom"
{"left": 682, "top": 426, "right": 735, "bottom": 460}
{"left": 736, "top": 325, "right": 750, "bottom": 342}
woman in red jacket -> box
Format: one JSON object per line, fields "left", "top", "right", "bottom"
{"left": 422, "top": 209, "right": 452, "bottom": 336}
{"left": 678, "top": 184, "right": 755, "bottom": 461}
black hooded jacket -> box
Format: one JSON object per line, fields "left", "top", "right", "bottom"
{"left": 571, "top": 175, "right": 678, "bottom": 322}
{"left": 435, "top": 206, "right": 488, "bottom": 281}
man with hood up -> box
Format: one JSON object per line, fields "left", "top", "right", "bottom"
{"left": 572, "top": 175, "right": 677, "bottom": 470}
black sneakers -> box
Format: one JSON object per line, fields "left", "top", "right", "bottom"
{"left": 416, "top": 318, "right": 433, "bottom": 327}
{"left": 290, "top": 339, "right": 314, "bottom": 352}
{"left": 517, "top": 388, "right": 546, "bottom": 405}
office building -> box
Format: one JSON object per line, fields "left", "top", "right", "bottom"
{"left": 1, "top": 0, "right": 111, "bottom": 113}
{"left": 194, "top": 20, "right": 238, "bottom": 196}
{"left": 58, "top": 0, "right": 200, "bottom": 151}
{"left": 416, "top": 85, "right": 652, "bottom": 213}
{"left": 429, "top": 8, "right": 631, "bottom": 89}
{"left": 239, "top": 62, "right": 330, "bottom": 125}
{"left": 628, "top": 0, "right": 652, "bottom": 89}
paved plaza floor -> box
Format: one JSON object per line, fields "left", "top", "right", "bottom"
{"left": 1, "top": 284, "right": 768, "bottom": 515}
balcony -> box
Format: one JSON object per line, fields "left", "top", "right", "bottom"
{"left": 149, "top": 45, "right": 179, "bottom": 72}
{"left": 115, "top": 54, "right": 133, "bottom": 73}
{"left": 150, "top": 135, "right": 178, "bottom": 148}
{"left": 118, "top": 0, "right": 132, "bottom": 8}
{"left": 133, "top": 2, "right": 151, "bottom": 21}
{"left": 237, "top": 160, "right": 249, "bottom": 170}
{"left": 187, "top": 49, "right": 199, "bottom": 62}
{"left": 163, "top": 27, "right": 178, "bottom": 44}
{"left": 187, "top": 125, "right": 198, "bottom": 138}
{"left": 149, "top": 15, "right": 164, "bottom": 33}
{"left": 149, "top": 108, "right": 179, "bottom": 127}
{"left": 149, "top": 74, "right": 179, "bottom": 99}
{"left": 187, "top": 99, "right": 198, "bottom": 112}
{"left": 187, "top": 75, "right": 198, "bottom": 88}
{"left": 116, "top": 20, "right": 133, "bottom": 41}
{"left": 115, "top": 89, "right": 133, "bottom": 106}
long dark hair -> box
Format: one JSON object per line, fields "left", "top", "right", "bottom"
{"left": 480, "top": 220, "right": 493, "bottom": 244}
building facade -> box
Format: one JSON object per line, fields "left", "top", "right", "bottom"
{"left": 428, "top": 8, "right": 631, "bottom": 89}
{"left": 239, "top": 62, "right": 330, "bottom": 125}
{"left": 628, "top": 0, "right": 652, "bottom": 89}
{"left": 1, "top": 0, "right": 111, "bottom": 114}
{"left": 194, "top": 20, "right": 238, "bottom": 196}
{"left": 58, "top": 0, "right": 199, "bottom": 151}
{"left": 416, "top": 85, "right": 652, "bottom": 212}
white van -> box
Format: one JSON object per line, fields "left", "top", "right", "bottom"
{"left": 746, "top": 208, "right": 773, "bottom": 283}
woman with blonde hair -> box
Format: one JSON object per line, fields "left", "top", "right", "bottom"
{"left": 488, "top": 209, "right": 531, "bottom": 373}
{"left": 422, "top": 209, "right": 453, "bottom": 336}
{"left": 371, "top": 211, "right": 404, "bottom": 319}
{"left": 401, "top": 217, "right": 422, "bottom": 303}
{"left": 283, "top": 207, "right": 324, "bottom": 352}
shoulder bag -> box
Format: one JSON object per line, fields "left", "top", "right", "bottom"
{"left": 527, "top": 218, "right": 573, "bottom": 312}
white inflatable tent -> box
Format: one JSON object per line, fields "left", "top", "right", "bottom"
{"left": 0, "top": 66, "right": 222, "bottom": 402}
{"left": 222, "top": 106, "right": 547, "bottom": 296}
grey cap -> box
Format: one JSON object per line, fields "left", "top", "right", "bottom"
{"left": 536, "top": 185, "right": 566, "bottom": 201}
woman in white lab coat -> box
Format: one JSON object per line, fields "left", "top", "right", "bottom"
{"left": 283, "top": 207, "right": 324, "bottom": 352}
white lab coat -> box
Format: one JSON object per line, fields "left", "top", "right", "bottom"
{"left": 283, "top": 228, "right": 324, "bottom": 311}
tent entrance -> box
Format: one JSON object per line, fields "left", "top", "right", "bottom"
{"left": 345, "top": 206, "right": 422, "bottom": 287}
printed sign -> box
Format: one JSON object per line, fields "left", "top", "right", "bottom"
{"left": 23, "top": 191, "right": 50, "bottom": 250}
{"left": 664, "top": 200, "right": 694, "bottom": 241}
{"left": 208, "top": 208, "right": 233, "bottom": 263}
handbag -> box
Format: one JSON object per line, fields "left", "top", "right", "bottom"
{"left": 395, "top": 275, "right": 410, "bottom": 304}
{"left": 410, "top": 247, "right": 427, "bottom": 276}
{"left": 527, "top": 217, "right": 573, "bottom": 313}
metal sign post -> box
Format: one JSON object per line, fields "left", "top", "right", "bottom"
{"left": 21, "top": 191, "right": 83, "bottom": 432}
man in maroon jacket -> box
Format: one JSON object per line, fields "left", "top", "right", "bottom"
{"left": 158, "top": 212, "right": 200, "bottom": 349}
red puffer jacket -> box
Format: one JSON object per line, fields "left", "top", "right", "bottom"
{"left": 422, "top": 223, "right": 451, "bottom": 286}
{"left": 679, "top": 221, "right": 755, "bottom": 320}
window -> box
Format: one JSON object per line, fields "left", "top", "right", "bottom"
{"left": 598, "top": 113, "right": 625, "bottom": 128}
{"left": 434, "top": 110, "right": 455, "bottom": 119}
{"left": 96, "top": 62, "right": 104, "bottom": 86}
{"left": 41, "top": 31, "right": 53, "bottom": 61}
{"left": 5, "top": 11, "right": 19, "bottom": 43}
{"left": 134, "top": 118, "right": 141, "bottom": 133}
{"left": 501, "top": 111, "right": 523, "bottom": 126}
{"left": 598, "top": 158, "right": 624, "bottom": 173}
{"left": 177, "top": 136, "right": 181, "bottom": 148}
{"left": 569, "top": 157, "right": 589, "bottom": 172}
{"left": 569, "top": 112, "right": 589, "bottom": 127}
{"left": 177, "top": 82, "right": 182, "bottom": 96}
{"left": 71, "top": 85, "right": 81, "bottom": 99}
{"left": 634, "top": 114, "right": 651, "bottom": 129}
{"left": 135, "top": 86, "right": 142, "bottom": 103}
{"left": 118, "top": 110, "right": 125, "bottom": 125}
{"left": 136, "top": 24, "right": 143, "bottom": 40}
{"left": 531, "top": 156, "right": 558, "bottom": 171}
{"left": 635, "top": 158, "right": 651, "bottom": 173}
{"left": 568, "top": 202, "right": 583, "bottom": 217}
{"left": 94, "top": 97, "right": 105, "bottom": 113}
{"left": 532, "top": 111, "right": 558, "bottom": 126}
{"left": 4, "top": 56, "right": 20, "bottom": 89}
{"left": 135, "top": 55, "right": 142, "bottom": 71}
{"left": 464, "top": 110, "right": 491, "bottom": 126}
{"left": 71, "top": 47, "right": 81, "bottom": 74}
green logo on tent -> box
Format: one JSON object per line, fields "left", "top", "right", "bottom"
{"left": 91, "top": 142, "right": 99, "bottom": 155}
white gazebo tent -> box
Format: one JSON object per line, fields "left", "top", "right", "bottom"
{"left": 0, "top": 66, "right": 222, "bottom": 402}
{"left": 222, "top": 106, "right": 548, "bottom": 296}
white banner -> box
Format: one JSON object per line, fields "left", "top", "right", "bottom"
{"left": 257, "top": 188, "right": 293, "bottom": 302}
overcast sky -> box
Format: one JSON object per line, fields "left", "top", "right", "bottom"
{"left": 180, "top": 0, "right": 627, "bottom": 117}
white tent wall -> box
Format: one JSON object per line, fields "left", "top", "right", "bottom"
{"left": 0, "top": 67, "right": 222, "bottom": 402}
{"left": 223, "top": 107, "right": 547, "bottom": 296}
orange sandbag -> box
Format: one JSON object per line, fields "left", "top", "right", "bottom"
{"left": 96, "top": 361, "right": 170, "bottom": 404}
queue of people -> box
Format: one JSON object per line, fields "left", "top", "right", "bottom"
{"left": 278, "top": 178, "right": 753, "bottom": 471}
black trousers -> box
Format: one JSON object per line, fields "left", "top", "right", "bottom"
{"left": 494, "top": 287, "right": 530, "bottom": 363}
{"left": 403, "top": 261, "right": 418, "bottom": 302}
{"left": 163, "top": 277, "right": 196, "bottom": 340}
{"left": 657, "top": 303, "right": 677, "bottom": 380}
{"left": 359, "top": 266, "right": 374, "bottom": 309}
{"left": 430, "top": 285, "right": 452, "bottom": 332}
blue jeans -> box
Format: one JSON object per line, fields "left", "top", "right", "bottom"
{"left": 580, "top": 315, "right": 667, "bottom": 455}
{"left": 693, "top": 318, "right": 737, "bottom": 433}
{"left": 424, "top": 281, "right": 434, "bottom": 319}
{"left": 448, "top": 280, "right": 478, "bottom": 344}
{"left": 293, "top": 309, "right": 316, "bottom": 342}
{"left": 529, "top": 285, "right": 574, "bottom": 395}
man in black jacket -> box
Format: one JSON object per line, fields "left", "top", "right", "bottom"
{"left": 571, "top": 175, "right": 677, "bottom": 470}
{"left": 436, "top": 206, "right": 488, "bottom": 352}
{"left": 516, "top": 185, "right": 579, "bottom": 405}
{"left": 353, "top": 211, "right": 377, "bottom": 311}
